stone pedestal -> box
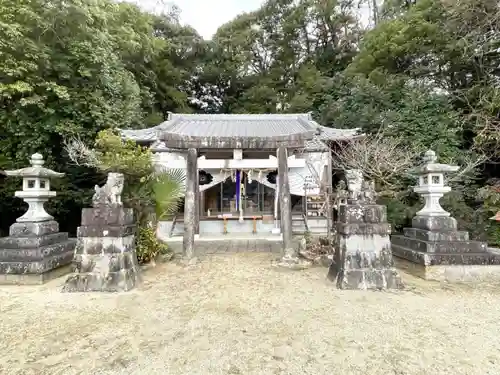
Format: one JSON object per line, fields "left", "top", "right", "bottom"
{"left": 328, "top": 203, "right": 403, "bottom": 290}
{"left": 0, "top": 220, "right": 75, "bottom": 284}
{"left": 391, "top": 216, "right": 500, "bottom": 281}
{"left": 62, "top": 206, "right": 141, "bottom": 292}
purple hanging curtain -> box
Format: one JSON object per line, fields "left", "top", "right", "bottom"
{"left": 235, "top": 170, "right": 241, "bottom": 211}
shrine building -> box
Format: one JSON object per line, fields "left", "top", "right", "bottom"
{"left": 120, "top": 113, "right": 360, "bottom": 244}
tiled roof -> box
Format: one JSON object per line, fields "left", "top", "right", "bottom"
{"left": 119, "top": 113, "right": 361, "bottom": 145}
{"left": 164, "top": 113, "right": 315, "bottom": 138}
{"left": 304, "top": 138, "right": 329, "bottom": 151}
{"left": 119, "top": 124, "right": 168, "bottom": 142}
{"left": 315, "top": 124, "right": 361, "bottom": 141}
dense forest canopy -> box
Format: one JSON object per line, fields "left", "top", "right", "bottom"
{"left": 0, "top": 0, "right": 499, "bottom": 242}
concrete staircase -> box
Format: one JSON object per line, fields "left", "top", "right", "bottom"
{"left": 305, "top": 216, "right": 329, "bottom": 235}
{"left": 160, "top": 214, "right": 330, "bottom": 238}
{"left": 292, "top": 214, "right": 330, "bottom": 235}
{"left": 292, "top": 214, "right": 307, "bottom": 234}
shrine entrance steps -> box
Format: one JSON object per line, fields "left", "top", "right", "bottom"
{"left": 163, "top": 234, "right": 300, "bottom": 256}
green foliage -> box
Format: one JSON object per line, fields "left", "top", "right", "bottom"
{"left": 0, "top": 0, "right": 143, "bottom": 163}
{"left": 208, "top": 0, "right": 359, "bottom": 114}
{"left": 319, "top": 73, "right": 463, "bottom": 159}
{"left": 476, "top": 185, "right": 500, "bottom": 246}
{"left": 349, "top": 0, "right": 500, "bottom": 157}
{"left": 378, "top": 193, "right": 420, "bottom": 232}
{"left": 303, "top": 230, "right": 312, "bottom": 245}
{"left": 90, "top": 130, "right": 185, "bottom": 227}
{"left": 0, "top": 0, "right": 204, "bottom": 234}
{"left": 94, "top": 130, "right": 152, "bottom": 177}
{"left": 154, "top": 169, "right": 186, "bottom": 220}
{"left": 135, "top": 226, "right": 171, "bottom": 264}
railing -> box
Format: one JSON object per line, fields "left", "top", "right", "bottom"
{"left": 302, "top": 213, "right": 309, "bottom": 232}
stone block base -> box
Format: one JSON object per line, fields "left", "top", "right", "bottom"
{"left": 0, "top": 264, "right": 72, "bottom": 285}
{"left": 390, "top": 221, "right": 500, "bottom": 283}
{"left": 0, "top": 239, "right": 75, "bottom": 285}
{"left": 62, "top": 251, "right": 141, "bottom": 292}
{"left": 412, "top": 216, "right": 457, "bottom": 231}
{"left": 329, "top": 267, "right": 403, "bottom": 290}
{"left": 391, "top": 235, "right": 487, "bottom": 254}
{"left": 9, "top": 220, "right": 60, "bottom": 237}
{"left": 392, "top": 243, "right": 500, "bottom": 266}
{"left": 62, "top": 206, "right": 141, "bottom": 292}
{"left": 62, "top": 235, "right": 141, "bottom": 292}
{"left": 331, "top": 203, "right": 404, "bottom": 290}
{"left": 62, "top": 268, "right": 140, "bottom": 292}
{"left": 164, "top": 237, "right": 285, "bottom": 255}
{"left": 394, "top": 257, "right": 500, "bottom": 282}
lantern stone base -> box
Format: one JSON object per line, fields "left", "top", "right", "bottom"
{"left": 62, "top": 207, "right": 142, "bottom": 293}
{"left": 393, "top": 257, "right": 500, "bottom": 282}
{"left": 328, "top": 204, "right": 404, "bottom": 290}
{"left": 391, "top": 217, "right": 500, "bottom": 282}
{"left": 0, "top": 221, "right": 75, "bottom": 285}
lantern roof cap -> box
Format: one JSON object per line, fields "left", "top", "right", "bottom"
{"left": 412, "top": 150, "right": 459, "bottom": 175}
{"left": 4, "top": 153, "right": 65, "bottom": 178}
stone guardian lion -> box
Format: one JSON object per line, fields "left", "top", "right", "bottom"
{"left": 92, "top": 172, "right": 124, "bottom": 206}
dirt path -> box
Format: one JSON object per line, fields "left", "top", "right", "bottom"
{"left": 1, "top": 253, "right": 500, "bottom": 375}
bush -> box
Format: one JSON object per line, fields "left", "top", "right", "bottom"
{"left": 476, "top": 185, "right": 500, "bottom": 247}
{"left": 135, "top": 226, "right": 171, "bottom": 264}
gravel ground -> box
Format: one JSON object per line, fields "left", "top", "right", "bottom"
{"left": 1, "top": 252, "right": 500, "bottom": 375}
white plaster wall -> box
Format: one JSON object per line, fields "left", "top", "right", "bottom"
{"left": 289, "top": 151, "right": 330, "bottom": 196}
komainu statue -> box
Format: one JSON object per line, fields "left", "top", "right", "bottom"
{"left": 362, "top": 180, "right": 377, "bottom": 204}
{"left": 92, "top": 172, "right": 124, "bottom": 206}
{"left": 345, "top": 169, "right": 363, "bottom": 201}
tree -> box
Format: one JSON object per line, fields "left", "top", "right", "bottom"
{"left": 319, "top": 73, "right": 464, "bottom": 159}
{"left": 206, "top": 0, "right": 361, "bottom": 114}
{"left": 349, "top": 0, "right": 500, "bottom": 157}
{"left": 0, "top": 0, "right": 206, "bottom": 233}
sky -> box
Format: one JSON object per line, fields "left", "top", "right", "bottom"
{"left": 136, "top": 0, "right": 266, "bottom": 39}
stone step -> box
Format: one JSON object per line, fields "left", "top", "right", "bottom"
{"left": 0, "top": 240, "right": 75, "bottom": 273}
{"left": 391, "top": 235, "right": 486, "bottom": 253}
{"left": 337, "top": 223, "right": 391, "bottom": 235}
{"left": 391, "top": 244, "right": 500, "bottom": 266}
{"left": 0, "top": 239, "right": 76, "bottom": 262}
{"left": 0, "top": 232, "right": 69, "bottom": 249}
{"left": 166, "top": 239, "right": 285, "bottom": 254}
{"left": 403, "top": 228, "right": 469, "bottom": 242}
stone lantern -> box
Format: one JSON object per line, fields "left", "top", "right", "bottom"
{"left": 413, "top": 150, "right": 459, "bottom": 217}
{"left": 0, "top": 153, "right": 75, "bottom": 285}
{"left": 391, "top": 149, "right": 498, "bottom": 283}
{"left": 5, "top": 153, "right": 64, "bottom": 223}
